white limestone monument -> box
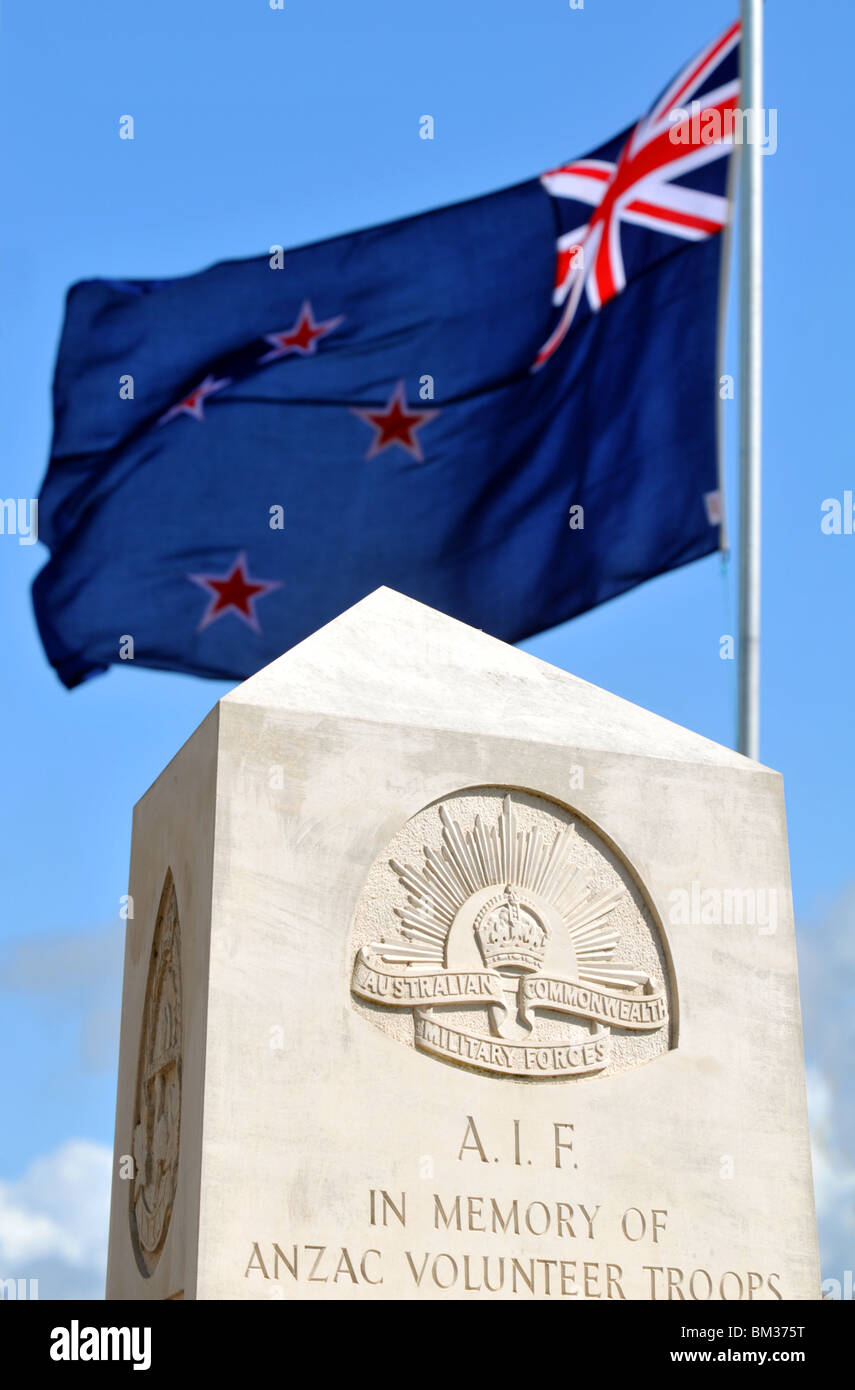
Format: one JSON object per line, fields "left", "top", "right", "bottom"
{"left": 106, "top": 588, "right": 820, "bottom": 1300}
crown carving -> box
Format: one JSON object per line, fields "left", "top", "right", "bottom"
{"left": 475, "top": 886, "right": 548, "bottom": 972}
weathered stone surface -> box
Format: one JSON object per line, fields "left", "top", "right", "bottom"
{"left": 106, "top": 588, "right": 820, "bottom": 1300}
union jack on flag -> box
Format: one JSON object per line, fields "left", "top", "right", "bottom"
{"left": 535, "top": 19, "right": 741, "bottom": 367}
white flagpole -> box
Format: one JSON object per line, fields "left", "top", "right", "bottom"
{"left": 738, "top": 0, "right": 763, "bottom": 759}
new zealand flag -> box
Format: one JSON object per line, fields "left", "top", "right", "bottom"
{"left": 33, "top": 22, "right": 740, "bottom": 687}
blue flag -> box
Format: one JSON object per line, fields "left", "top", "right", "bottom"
{"left": 33, "top": 23, "right": 740, "bottom": 688}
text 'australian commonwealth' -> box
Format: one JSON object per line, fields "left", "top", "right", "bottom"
{"left": 352, "top": 954, "right": 666, "bottom": 1032}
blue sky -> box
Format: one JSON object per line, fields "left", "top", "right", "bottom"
{"left": 1, "top": 0, "right": 852, "bottom": 1297}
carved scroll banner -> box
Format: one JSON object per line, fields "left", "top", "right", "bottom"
{"left": 352, "top": 956, "right": 504, "bottom": 1010}
{"left": 352, "top": 947, "right": 667, "bottom": 1078}
{"left": 520, "top": 975, "right": 667, "bottom": 1030}
{"left": 413, "top": 1013, "right": 611, "bottom": 1077}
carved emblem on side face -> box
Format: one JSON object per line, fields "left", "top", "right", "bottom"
{"left": 129, "top": 869, "right": 182, "bottom": 1275}
{"left": 350, "top": 791, "right": 672, "bottom": 1080}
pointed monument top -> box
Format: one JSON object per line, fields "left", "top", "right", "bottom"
{"left": 222, "top": 588, "right": 761, "bottom": 770}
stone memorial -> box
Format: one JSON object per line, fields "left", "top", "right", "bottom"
{"left": 106, "top": 588, "right": 820, "bottom": 1300}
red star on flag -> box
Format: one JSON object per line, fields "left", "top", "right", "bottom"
{"left": 187, "top": 552, "right": 282, "bottom": 632}
{"left": 258, "top": 300, "right": 344, "bottom": 363}
{"left": 159, "top": 374, "right": 231, "bottom": 424}
{"left": 351, "top": 380, "right": 440, "bottom": 461}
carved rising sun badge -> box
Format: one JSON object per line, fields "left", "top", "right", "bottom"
{"left": 351, "top": 793, "right": 670, "bottom": 1079}
{"left": 129, "top": 869, "right": 182, "bottom": 1274}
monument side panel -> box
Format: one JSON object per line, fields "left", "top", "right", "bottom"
{"left": 106, "top": 706, "right": 219, "bottom": 1300}
{"left": 193, "top": 701, "right": 819, "bottom": 1301}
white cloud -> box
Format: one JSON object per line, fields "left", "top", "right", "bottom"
{"left": 806, "top": 1068, "right": 855, "bottom": 1224}
{"left": 1, "top": 927, "right": 125, "bottom": 993}
{"left": 0, "top": 926, "right": 123, "bottom": 1072}
{"left": 798, "top": 884, "right": 855, "bottom": 1283}
{"left": 0, "top": 1139, "right": 112, "bottom": 1295}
